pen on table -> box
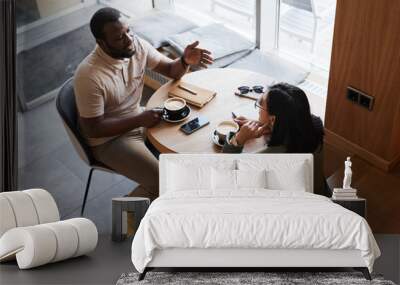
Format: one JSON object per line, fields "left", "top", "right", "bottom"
{"left": 178, "top": 84, "right": 197, "bottom": 95}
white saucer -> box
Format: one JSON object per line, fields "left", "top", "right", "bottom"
{"left": 211, "top": 130, "right": 224, "bottom": 147}
{"left": 162, "top": 106, "right": 191, "bottom": 123}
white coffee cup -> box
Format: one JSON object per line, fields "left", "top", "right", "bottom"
{"left": 215, "top": 120, "right": 239, "bottom": 142}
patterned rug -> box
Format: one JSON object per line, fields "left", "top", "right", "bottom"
{"left": 116, "top": 271, "right": 396, "bottom": 285}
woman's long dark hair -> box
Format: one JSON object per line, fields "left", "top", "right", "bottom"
{"left": 266, "top": 83, "right": 324, "bottom": 153}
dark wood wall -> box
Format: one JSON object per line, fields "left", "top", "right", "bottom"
{"left": 325, "top": 0, "right": 400, "bottom": 171}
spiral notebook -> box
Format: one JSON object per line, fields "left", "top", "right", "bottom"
{"left": 168, "top": 81, "right": 216, "bottom": 108}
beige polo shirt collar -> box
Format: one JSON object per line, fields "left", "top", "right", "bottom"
{"left": 95, "top": 44, "right": 129, "bottom": 70}
{"left": 95, "top": 45, "right": 131, "bottom": 85}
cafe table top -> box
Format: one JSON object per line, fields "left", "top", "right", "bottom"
{"left": 145, "top": 68, "right": 275, "bottom": 154}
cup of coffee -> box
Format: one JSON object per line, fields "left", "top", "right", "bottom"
{"left": 163, "top": 97, "right": 187, "bottom": 120}
{"left": 215, "top": 120, "right": 239, "bottom": 143}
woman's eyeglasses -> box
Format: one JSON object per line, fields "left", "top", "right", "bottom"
{"left": 254, "top": 99, "right": 267, "bottom": 111}
{"left": 237, "top": 85, "right": 264, "bottom": 95}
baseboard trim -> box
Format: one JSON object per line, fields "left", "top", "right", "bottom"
{"left": 22, "top": 88, "right": 60, "bottom": 112}
{"left": 324, "top": 129, "right": 399, "bottom": 172}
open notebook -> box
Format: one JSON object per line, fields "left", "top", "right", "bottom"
{"left": 168, "top": 81, "right": 216, "bottom": 108}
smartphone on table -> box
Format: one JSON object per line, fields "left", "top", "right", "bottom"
{"left": 180, "top": 116, "right": 210, "bottom": 135}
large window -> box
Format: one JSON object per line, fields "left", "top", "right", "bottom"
{"left": 16, "top": 0, "right": 81, "bottom": 27}
{"left": 17, "top": 0, "right": 99, "bottom": 111}
{"left": 257, "top": 0, "right": 334, "bottom": 117}
{"left": 277, "top": 0, "right": 336, "bottom": 73}
{"left": 172, "top": 0, "right": 336, "bottom": 79}
{"left": 173, "top": 0, "right": 257, "bottom": 42}
{"left": 98, "top": 0, "right": 152, "bottom": 18}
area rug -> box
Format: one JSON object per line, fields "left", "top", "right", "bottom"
{"left": 116, "top": 271, "right": 395, "bottom": 285}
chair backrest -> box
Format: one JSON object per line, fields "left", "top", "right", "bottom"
{"left": 281, "top": 0, "right": 313, "bottom": 12}
{"left": 56, "top": 78, "right": 95, "bottom": 165}
{"left": 0, "top": 189, "right": 60, "bottom": 237}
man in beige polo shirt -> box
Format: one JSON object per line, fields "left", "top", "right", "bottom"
{"left": 74, "top": 7, "right": 212, "bottom": 200}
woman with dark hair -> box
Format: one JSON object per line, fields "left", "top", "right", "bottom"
{"left": 223, "top": 83, "right": 326, "bottom": 195}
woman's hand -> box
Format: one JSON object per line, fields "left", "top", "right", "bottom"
{"left": 234, "top": 116, "right": 262, "bottom": 127}
{"left": 235, "top": 121, "right": 271, "bottom": 145}
{"left": 233, "top": 116, "right": 249, "bottom": 127}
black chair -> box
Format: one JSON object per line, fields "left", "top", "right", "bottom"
{"left": 56, "top": 78, "right": 116, "bottom": 216}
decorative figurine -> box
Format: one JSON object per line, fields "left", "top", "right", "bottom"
{"left": 343, "top": 157, "right": 352, "bottom": 189}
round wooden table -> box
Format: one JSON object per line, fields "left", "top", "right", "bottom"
{"left": 146, "top": 68, "right": 275, "bottom": 153}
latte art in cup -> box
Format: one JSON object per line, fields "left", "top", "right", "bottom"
{"left": 165, "top": 100, "right": 185, "bottom": 111}
{"left": 216, "top": 124, "right": 237, "bottom": 135}
{"left": 215, "top": 120, "right": 239, "bottom": 142}
{"left": 163, "top": 97, "right": 188, "bottom": 121}
{"left": 164, "top": 97, "right": 186, "bottom": 111}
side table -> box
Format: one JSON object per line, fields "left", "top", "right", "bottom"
{"left": 112, "top": 197, "right": 150, "bottom": 242}
{"left": 331, "top": 197, "right": 366, "bottom": 218}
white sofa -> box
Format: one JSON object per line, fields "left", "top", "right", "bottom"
{"left": 0, "top": 189, "right": 98, "bottom": 269}
{"left": 131, "top": 154, "right": 379, "bottom": 280}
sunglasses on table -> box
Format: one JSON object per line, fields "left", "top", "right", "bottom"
{"left": 237, "top": 85, "right": 265, "bottom": 95}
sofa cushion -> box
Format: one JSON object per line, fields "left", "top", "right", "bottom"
{"left": 0, "top": 196, "right": 16, "bottom": 237}
{"left": 166, "top": 23, "right": 254, "bottom": 60}
{"left": 130, "top": 11, "right": 198, "bottom": 48}
{"left": 0, "top": 189, "right": 60, "bottom": 236}
{"left": 0, "top": 218, "right": 97, "bottom": 269}
{"left": 227, "top": 49, "right": 310, "bottom": 85}
{"left": 23, "top": 189, "right": 60, "bottom": 224}
{"left": 0, "top": 191, "right": 39, "bottom": 228}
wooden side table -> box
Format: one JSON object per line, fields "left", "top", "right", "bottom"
{"left": 112, "top": 197, "right": 150, "bottom": 242}
{"left": 331, "top": 198, "right": 366, "bottom": 218}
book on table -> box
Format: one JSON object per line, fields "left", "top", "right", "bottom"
{"left": 332, "top": 187, "right": 358, "bottom": 200}
{"left": 168, "top": 81, "right": 216, "bottom": 108}
{"left": 332, "top": 192, "right": 358, "bottom": 200}
{"left": 333, "top": 188, "right": 357, "bottom": 193}
{"left": 332, "top": 194, "right": 359, "bottom": 200}
{"left": 333, "top": 192, "right": 358, "bottom": 197}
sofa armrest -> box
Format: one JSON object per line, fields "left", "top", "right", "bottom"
{"left": 0, "top": 218, "right": 98, "bottom": 269}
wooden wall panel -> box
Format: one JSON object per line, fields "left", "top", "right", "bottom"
{"left": 325, "top": 0, "right": 400, "bottom": 170}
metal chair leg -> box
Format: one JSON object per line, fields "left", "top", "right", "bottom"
{"left": 81, "top": 168, "right": 94, "bottom": 216}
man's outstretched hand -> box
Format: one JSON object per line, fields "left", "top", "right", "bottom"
{"left": 183, "top": 41, "right": 213, "bottom": 68}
